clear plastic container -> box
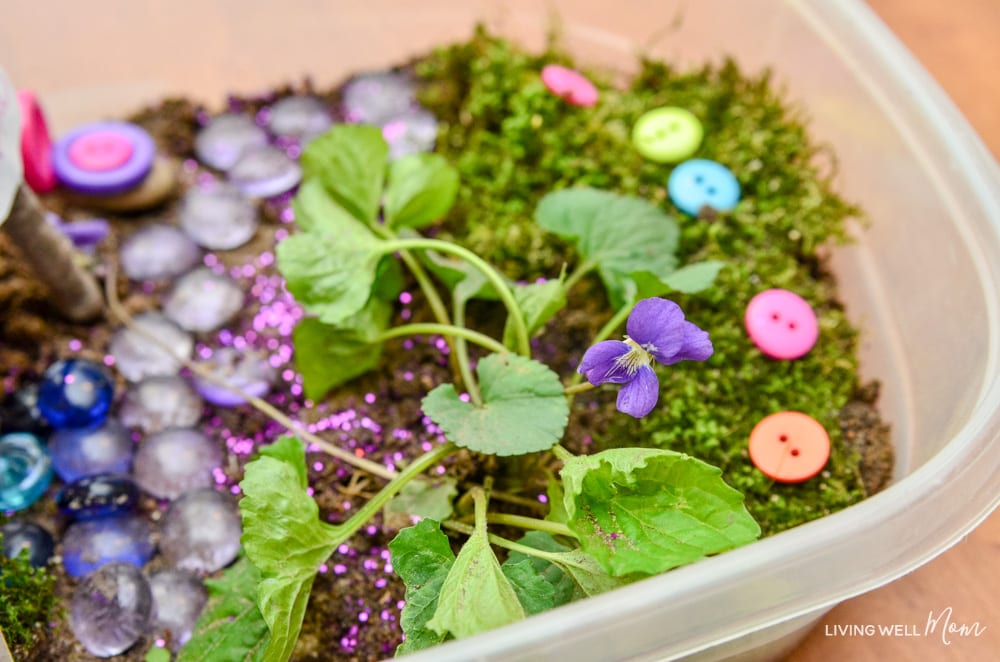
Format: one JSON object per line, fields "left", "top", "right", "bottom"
{"left": 2, "top": 1, "right": 998, "bottom": 660}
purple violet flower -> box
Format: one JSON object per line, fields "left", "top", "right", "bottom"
{"left": 578, "top": 297, "right": 713, "bottom": 418}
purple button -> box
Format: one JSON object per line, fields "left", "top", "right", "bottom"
{"left": 744, "top": 289, "right": 818, "bottom": 360}
{"left": 53, "top": 122, "right": 155, "bottom": 195}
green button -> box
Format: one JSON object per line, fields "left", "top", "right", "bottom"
{"left": 631, "top": 107, "right": 703, "bottom": 163}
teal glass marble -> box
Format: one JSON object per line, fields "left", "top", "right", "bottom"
{"left": 0, "top": 432, "right": 53, "bottom": 511}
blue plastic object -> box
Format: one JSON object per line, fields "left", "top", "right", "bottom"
{"left": 37, "top": 359, "right": 114, "bottom": 429}
{"left": 0, "top": 432, "right": 53, "bottom": 511}
{"left": 667, "top": 158, "right": 741, "bottom": 217}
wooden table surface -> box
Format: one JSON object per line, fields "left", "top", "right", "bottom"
{"left": 789, "top": 1, "right": 1000, "bottom": 661}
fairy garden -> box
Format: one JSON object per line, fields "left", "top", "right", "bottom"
{"left": 0, "top": 28, "right": 892, "bottom": 661}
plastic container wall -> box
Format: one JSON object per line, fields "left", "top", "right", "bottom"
{"left": 2, "top": 1, "right": 998, "bottom": 660}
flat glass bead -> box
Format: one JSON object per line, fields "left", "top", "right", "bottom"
{"left": 120, "top": 375, "right": 202, "bottom": 434}
{"left": 229, "top": 144, "right": 302, "bottom": 198}
{"left": 267, "top": 95, "right": 333, "bottom": 142}
{"left": 1, "top": 520, "right": 55, "bottom": 567}
{"left": 193, "top": 348, "right": 275, "bottom": 407}
{"left": 160, "top": 488, "right": 241, "bottom": 573}
{"left": 119, "top": 223, "right": 201, "bottom": 282}
{"left": 37, "top": 358, "right": 114, "bottom": 429}
{"left": 56, "top": 473, "right": 141, "bottom": 520}
{"left": 194, "top": 113, "right": 268, "bottom": 171}
{"left": 109, "top": 312, "right": 194, "bottom": 382}
{"left": 163, "top": 268, "right": 244, "bottom": 333}
{"left": 178, "top": 183, "right": 259, "bottom": 250}
{"left": 49, "top": 418, "right": 133, "bottom": 483}
{"left": 383, "top": 108, "right": 438, "bottom": 160}
{"left": 62, "top": 514, "right": 155, "bottom": 578}
{"left": 0, "top": 432, "right": 52, "bottom": 511}
{"left": 69, "top": 562, "right": 152, "bottom": 657}
{"left": 342, "top": 71, "right": 416, "bottom": 125}
{"left": 149, "top": 569, "right": 208, "bottom": 649}
{"left": 133, "top": 428, "right": 221, "bottom": 500}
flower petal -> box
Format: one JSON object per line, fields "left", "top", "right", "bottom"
{"left": 577, "top": 340, "right": 632, "bottom": 385}
{"left": 626, "top": 297, "right": 686, "bottom": 361}
{"left": 616, "top": 365, "right": 659, "bottom": 418}
{"left": 659, "top": 321, "right": 714, "bottom": 365}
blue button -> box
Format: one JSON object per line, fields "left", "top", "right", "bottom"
{"left": 667, "top": 159, "right": 741, "bottom": 217}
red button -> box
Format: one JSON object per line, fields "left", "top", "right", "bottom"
{"left": 745, "top": 289, "right": 818, "bottom": 360}
{"left": 540, "top": 64, "right": 599, "bottom": 108}
{"left": 68, "top": 130, "right": 134, "bottom": 172}
{"left": 749, "top": 411, "right": 830, "bottom": 483}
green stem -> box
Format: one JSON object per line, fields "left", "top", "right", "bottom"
{"left": 563, "top": 382, "right": 596, "bottom": 396}
{"left": 442, "top": 520, "right": 567, "bottom": 564}
{"left": 471, "top": 486, "right": 488, "bottom": 531}
{"left": 377, "top": 323, "right": 508, "bottom": 355}
{"left": 568, "top": 301, "right": 633, "bottom": 387}
{"left": 551, "top": 444, "right": 576, "bottom": 464}
{"left": 382, "top": 238, "right": 531, "bottom": 357}
{"left": 563, "top": 259, "right": 596, "bottom": 292}
{"left": 486, "top": 513, "right": 575, "bottom": 538}
{"left": 452, "top": 297, "right": 483, "bottom": 406}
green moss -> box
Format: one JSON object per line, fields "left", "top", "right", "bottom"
{"left": 416, "top": 29, "right": 869, "bottom": 536}
{"left": 0, "top": 532, "right": 57, "bottom": 651}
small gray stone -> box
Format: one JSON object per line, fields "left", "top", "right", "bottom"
{"left": 384, "top": 108, "right": 438, "bottom": 161}
{"left": 178, "top": 183, "right": 259, "bottom": 250}
{"left": 160, "top": 488, "right": 241, "bottom": 573}
{"left": 109, "top": 313, "right": 194, "bottom": 382}
{"left": 229, "top": 145, "right": 302, "bottom": 198}
{"left": 194, "top": 113, "right": 268, "bottom": 171}
{"left": 163, "top": 268, "right": 244, "bottom": 332}
{"left": 267, "top": 96, "right": 333, "bottom": 142}
{"left": 149, "top": 568, "right": 208, "bottom": 650}
{"left": 120, "top": 376, "right": 202, "bottom": 434}
{"left": 133, "top": 428, "right": 221, "bottom": 500}
{"left": 342, "top": 71, "right": 416, "bottom": 125}
{"left": 70, "top": 562, "right": 152, "bottom": 658}
{"left": 119, "top": 224, "right": 200, "bottom": 281}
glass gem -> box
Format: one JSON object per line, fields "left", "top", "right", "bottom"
{"left": 37, "top": 358, "right": 114, "bottom": 429}
{"left": 159, "top": 488, "right": 241, "bottom": 573}
{"left": 228, "top": 144, "right": 302, "bottom": 198}
{"left": 133, "top": 428, "right": 221, "bottom": 500}
{"left": 1, "top": 520, "right": 55, "bottom": 567}
{"left": 341, "top": 70, "right": 416, "bottom": 125}
{"left": 69, "top": 562, "right": 152, "bottom": 657}
{"left": 120, "top": 375, "right": 202, "bottom": 434}
{"left": 0, "top": 432, "right": 52, "bottom": 511}
{"left": 0, "top": 381, "right": 52, "bottom": 438}
{"left": 149, "top": 569, "right": 208, "bottom": 649}
{"left": 49, "top": 418, "right": 133, "bottom": 483}
{"left": 383, "top": 108, "right": 438, "bottom": 160}
{"left": 56, "top": 473, "right": 141, "bottom": 521}
{"left": 192, "top": 347, "right": 276, "bottom": 407}
{"left": 163, "top": 268, "right": 244, "bottom": 333}
{"left": 267, "top": 95, "right": 333, "bottom": 142}
{"left": 109, "top": 312, "right": 194, "bottom": 382}
{"left": 62, "top": 515, "right": 155, "bottom": 578}
{"left": 193, "top": 113, "right": 268, "bottom": 171}
{"left": 119, "top": 223, "right": 201, "bottom": 281}
{"left": 178, "top": 183, "right": 259, "bottom": 250}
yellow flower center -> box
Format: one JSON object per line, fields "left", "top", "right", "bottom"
{"left": 614, "top": 336, "right": 655, "bottom": 376}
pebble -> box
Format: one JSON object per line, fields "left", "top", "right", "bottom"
{"left": 109, "top": 312, "right": 194, "bottom": 382}
{"left": 149, "top": 569, "right": 208, "bottom": 649}
{"left": 37, "top": 358, "right": 114, "bottom": 429}
{"left": 119, "top": 223, "right": 201, "bottom": 281}
{"left": 193, "top": 347, "right": 275, "bottom": 407}
{"left": 49, "top": 418, "right": 133, "bottom": 482}
{"left": 228, "top": 144, "right": 302, "bottom": 198}
{"left": 0, "top": 432, "right": 53, "bottom": 511}
{"left": 0, "top": 381, "right": 52, "bottom": 437}
{"left": 56, "top": 473, "right": 141, "bottom": 520}
{"left": 178, "top": 183, "right": 259, "bottom": 250}
{"left": 342, "top": 71, "right": 416, "bottom": 125}
{"left": 63, "top": 157, "right": 179, "bottom": 212}
{"left": 1, "top": 520, "right": 55, "bottom": 567}
{"left": 194, "top": 113, "right": 268, "bottom": 171}
{"left": 69, "top": 562, "right": 152, "bottom": 657}
{"left": 383, "top": 108, "right": 438, "bottom": 160}
{"left": 163, "top": 268, "right": 244, "bottom": 332}
{"left": 120, "top": 375, "right": 202, "bottom": 434}
{"left": 62, "top": 515, "right": 156, "bottom": 578}
{"left": 159, "top": 488, "right": 241, "bottom": 573}
{"left": 133, "top": 428, "right": 221, "bottom": 500}
{"left": 267, "top": 95, "right": 333, "bottom": 142}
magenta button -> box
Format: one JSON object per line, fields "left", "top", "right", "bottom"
{"left": 744, "top": 289, "right": 819, "bottom": 360}
{"left": 541, "top": 64, "right": 598, "bottom": 108}
{"left": 68, "top": 130, "right": 134, "bottom": 172}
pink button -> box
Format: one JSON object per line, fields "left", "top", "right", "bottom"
{"left": 540, "top": 64, "right": 598, "bottom": 108}
{"left": 16, "top": 90, "right": 56, "bottom": 194}
{"left": 68, "top": 130, "right": 134, "bottom": 172}
{"left": 744, "top": 289, "right": 818, "bottom": 360}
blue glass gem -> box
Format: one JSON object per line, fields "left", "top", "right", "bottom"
{"left": 1, "top": 520, "right": 55, "bottom": 568}
{"left": 0, "top": 432, "right": 53, "bottom": 511}
{"left": 50, "top": 419, "right": 133, "bottom": 483}
{"left": 667, "top": 158, "right": 742, "bottom": 217}
{"left": 61, "top": 514, "right": 155, "bottom": 578}
{"left": 37, "top": 359, "right": 114, "bottom": 429}
{"left": 57, "top": 474, "right": 141, "bottom": 521}
{"left": 0, "top": 381, "right": 53, "bottom": 438}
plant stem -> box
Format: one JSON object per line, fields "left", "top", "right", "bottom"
{"left": 382, "top": 238, "right": 531, "bottom": 357}
{"left": 452, "top": 298, "right": 483, "bottom": 405}
{"left": 568, "top": 300, "right": 632, "bottom": 387}
{"left": 376, "top": 323, "right": 508, "bottom": 356}
{"left": 103, "top": 263, "right": 398, "bottom": 482}
{"left": 486, "top": 513, "right": 575, "bottom": 538}
{"left": 563, "top": 259, "right": 596, "bottom": 292}
{"left": 442, "top": 520, "right": 567, "bottom": 564}
{"left": 551, "top": 444, "right": 575, "bottom": 464}
{"left": 471, "top": 486, "right": 488, "bottom": 531}
{"left": 563, "top": 382, "right": 596, "bottom": 395}
{"left": 489, "top": 490, "right": 547, "bottom": 511}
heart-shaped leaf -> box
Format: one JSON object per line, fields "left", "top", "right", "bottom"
{"left": 384, "top": 153, "right": 460, "bottom": 230}
{"left": 300, "top": 124, "right": 387, "bottom": 224}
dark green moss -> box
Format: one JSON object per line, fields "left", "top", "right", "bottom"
{"left": 0, "top": 532, "right": 57, "bottom": 652}
{"left": 416, "top": 29, "right": 870, "bottom": 535}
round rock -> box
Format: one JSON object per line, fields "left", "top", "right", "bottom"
{"left": 120, "top": 375, "right": 202, "bottom": 434}
{"left": 228, "top": 144, "right": 302, "bottom": 198}
{"left": 194, "top": 113, "right": 268, "bottom": 171}
{"left": 119, "top": 223, "right": 201, "bottom": 281}
{"left": 267, "top": 95, "right": 333, "bottom": 142}
{"left": 133, "top": 428, "right": 221, "bottom": 500}
{"left": 149, "top": 569, "right": 208, "bottom": 650}
{"left": 66, "top": 157, "right": 179, "bottom": 212}
{"left": 160, "top": 488, "right": 241, "bottom": 573}
{"left": 163, "top": 268, "right": 244, "bottom": 332}
{"left": 109, "top": 312, "right": 194, "bottom": 382}
{"left": 383, "top": 108, "right": 438, "bottom": 161}
{"left": 1, "top": 520, "right": 55, "bottom": 567}
{"left": 193, "top": 348, "right": 276, "bottom": 407}
{"left": 178, "top": 183, "right": 259, "bottom": 250}
{"left": 342, "top": 71, "right": 416, "bottom": 125}
{"left": 69, "top": 562, "right": 152, "bottom": 657}
{"left": 62, "top": 515, "right": 155, "bottom": 578}
{"left": 57, "top": 473, "right": 141, "bottom": 521}
{"left": 49, "top": 418, "right": 133, "bottom": 483}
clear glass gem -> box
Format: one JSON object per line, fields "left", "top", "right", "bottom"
{"left": 0, "top": 432, "right": 52, "bottom": 511}
{"left": 342, "top": 71, "right": 416, "bottom": 125}
{"left": 267, "top": 95, "right": 333, "bottom": 142}
{"left": 193, "top": 348, "right": 276, "bottom": 407}
{"left": 194, "top": 113, "right": 269, "bottom": 171}
{"left": 384, "top": 108, "right": 438, "bottom": 160}
{"left": 163, "top": 268, "right": 244, "bottom": 332}
{"left": 49, "top": 418, "right": 133, "bottom": 483}
{"left": 1, "top": 520, "right": 55, "bottom": 567}
{"left": 228, "top": 145, "right": 302, "bottom": 198}
{"left": 119, "top": 223, "right": 201, "bottom": 281}
{"left": 69, "top": 562, "right": 152, "bottom": 657}
{"left": 149, "top": 568, "right": 208, "bottom": 649}
{"left": 109, "top": 312, "right": 194, "bottom": 382}
{"left": 133, "top": 428, "right": 221, "bottom": 500}
{"left": 178, "top": 183, "right": 259, "bottom": 250}
{"left": 37, "top": 358, "right": 114, "bottom": 429}
{"left": 160, "top": 488, "right": 241, "bottom": 573}
{"left": 120, "top": 375, "right": 202, "bottom": 434}
{"left": 56, "top": 473, "right": 141, "bottom": 521}
{"left": 62, "top": 515, "right": 155, "bottom": 578}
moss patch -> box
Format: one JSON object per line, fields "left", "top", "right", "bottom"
{"left": 0, "top": 532, "right": 57, "bottom": 654}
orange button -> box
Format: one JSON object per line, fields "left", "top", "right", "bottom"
{"left": 748, "top": 411, "right": 830, "bottom": 483}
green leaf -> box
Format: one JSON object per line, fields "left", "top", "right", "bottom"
{"left": 425, "top": 523, "right": 525, "bottom": 638}
{"left": 291, "top": 180, "right": 365, "bottom": 235}
{"left": 292, "top": 297, "right": 391, "bottom": 401}
{"left": 276, "top": 227, "right": 384, "bottom": 325}
{"left": 501, "top": 559, "right": 556, "bottom": 616}
{"left": 421, "top": 354, "right": 569, "bottom": 456}
{"left": 535, "top": 188, "right": 680, "bottom": 308}
{"left": 300, "top": 124, "right": 388, "bottom": 223}
{"left": 629, "top": 260, "right": 725, "bottom": 299}
{"left": 503, "top": 531, "right": 577, "bottom": 607}
{"left": 502, "top": 274, "right": 567, "bottom": 348}
{"left": 546, "top": 549, "right": 634, "bottom": 597}
{"left": 560, "top": 448, "right": 761, "bottom": 577}
{"left": 239, "top": 437, "right": 343, "bottom": 662}
{"left": 373, "top": 255, "right": 405, "bottom": 301}
{"left": 145, "top": 646, "right": 171, "bottom": 662}
{"left": 421, "top": 249, "right": 498, "bottom": 303}
{"left": 388, "top": 519, "right": 456, "bottom": 655}
{"left": 383, "top": 477, "right": 458, "bottom": 530}
{"left": 384, "top": 153, "right": 460, "bottom": 230}
{"left": 544, "top": 476, "right": 569, "bottom": 525}
{"left": 258, "top": 435, "right": 308, "bottom": 489}
{"left": 177, "top": 555, "right": 269, "bottom": 662}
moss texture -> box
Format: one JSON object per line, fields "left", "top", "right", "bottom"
{"left": 0, "top": 533, "right": 57, "bottom": 653}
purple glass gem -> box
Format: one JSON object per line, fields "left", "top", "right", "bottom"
{"left": 383, "top": 108, "right": 438, "bottom": 160}
{"left": 46, "top": 213, "right": 110, "bottom": 252}
{"left": 193, "top": 348, "right": 276, "bottom": 407}
{"left": 52, "top": 121, "right": 155, "bottom": 195}
{"left": 109, "top": 312, "right": 194, "bottom": 382}
{"left": 149, "top": 569, "right": 208, "bottom": 650}
{"left": 69, "top": 562, "right": 152, "bottom": 657}
{"left": 56, "top": 473, "right": 141, "bottom": 521}
{"left": 194, "top": 113, "right": 269, "bottom": 171}
{"left": 49, "top": 419, "right": 133, "bottom": 483}
{"left": 120, "top": 376, "right": 202, "bottom": 434}
{"left": 62, "top": 515, "right": 155, "bottom": 578}
{"left": 160, "top": 488, "right": 241, "bottom": 573}
{"left": 228, "top": 145, "right": 302, "bottom": 198}
{"left": 267, "top": 95, "right": 333, "bottom": 142}
{"left": 342, "top": 71, "right": 416, "bottom": 125}
{"left": 119, "top": 223, "right": 201, "bottom": 281}
{"left": 133, "top": 428, "right": 221, "bottom": 500}
{"left": 178, "top": 183, "right": 259, "bottom": 250}
{"left": 163, "top": 268, "right": 244, "bottom": 332}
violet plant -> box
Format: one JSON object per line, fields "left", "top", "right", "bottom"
{"left": 181, "top": 125, "right": 759, "bottom": 661}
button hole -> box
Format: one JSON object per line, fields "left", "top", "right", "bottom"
{"left": 778, "top": 434, "right": 788, "bottom": 442}
{"left": 695, "top": 175, "right": 704, "bottom": 184}
{"left": 707, "top": 186, "right": 717, "bottom": 195}
{"left": 790, "top": 448, "right": 800, "bottom": 457}
{"left": 771, "top": 312, "right": 780, "bottom": 321}
{"left": 788, "top": 321, "right": 796, "bottom": 330}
